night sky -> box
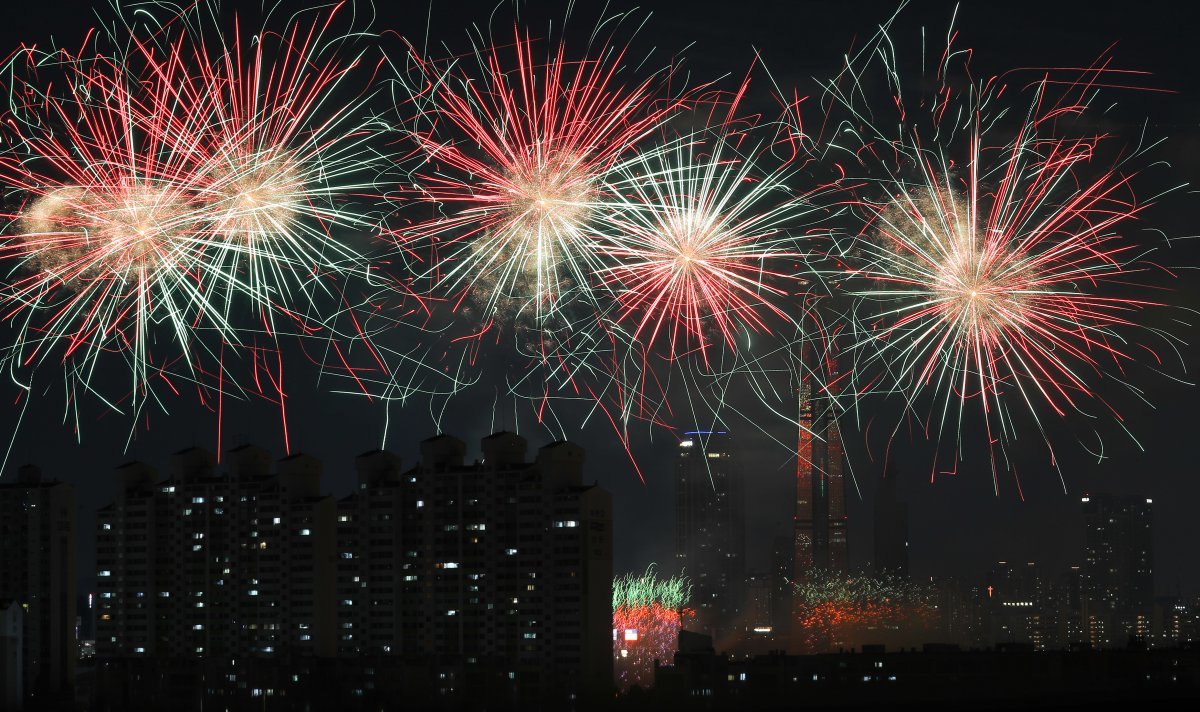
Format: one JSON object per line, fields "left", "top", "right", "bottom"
{"left": 2, "top": 0, "right": 1198, "bottom": 599}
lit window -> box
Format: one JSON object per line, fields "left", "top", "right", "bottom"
{"left": 102, "top": 523, "right": 112, "bottom": 530}
{"left": 192, "top": 497, "right": 205, "bottom": 504}
{"left": 505, "top": 548, "right": 518, "bottom": 556}
{"left": 442, "top": 562, "right": 459, "bottom": 569}
{"left": 416, "top": 500, "right": 424, "bottom": 508}
{"left": 624, "top": 629, "right": 638, "bottom": 642}
{"left": 273, "top": 517, "right": 281, "bottom": 525}
{"left": 299, "top": 529, "right": 311, "bottom": 536}
{"left": 98, "top": 570, "right": 111, "bottom": 577}
{"left": 249, "top": 590, "right": 259, "bottom": 597}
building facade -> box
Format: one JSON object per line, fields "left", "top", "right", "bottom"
{"left": 335, "top": 433, "right": 612, "bottom": 706}
{"left": 1081, "top": 494, "right": 1154, "bottom": 647}
{"left": 0, "top": 465, "right": 76, "bottom": 704}
{"left": 675, "top": 431, "right": 745, "bottom": 644}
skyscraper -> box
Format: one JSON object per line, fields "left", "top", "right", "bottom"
{"left": 1081, "top": 494, "right": 1154, "bottom": 647}
{"left": 873, "top": 464, "right": 909, "bottom": 579}
{"left": 675, "top": 431, "right": 745, "bottom": 642}
{"left": 0, "top": 465, "right": 76, "bottom": 704}
{"left": 794, "top": 313, "right": 848, "bottom": 583}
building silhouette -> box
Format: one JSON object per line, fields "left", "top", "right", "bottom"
{"left": 675, "top": 431, "right": 745, "bottom": 643}
{"left": 1081, "top": 494, "right": 1154, "bottom": 647}
{"left": 0, "top": 465, "right": 76, "bottom": 705}
{"left": 872, "top": 464, "right": 909, "bottom": 580}
{"left": 794, "top": 312, "right": 849, "bottom": 583}
{"left": 336, "top": 433, "right": 612, "bottom": 705}
{"left": 96, "top": 447, "right": 336, "bottom": 664}
{"left": 94, "top": 434, "right": 611, "bottom": 708}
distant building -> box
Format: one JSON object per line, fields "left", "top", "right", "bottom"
{"left": 794, "top": 312, "right": 849, "bottom": 584}
{"left": 1, "top": 600, "right": 22, "bottom": 712}
{"left": 0, "top": 465, "right": 76, "bottom": 703}
{"left": 872, "top": 465, "right": 909, "bottom": 580}
{"left": 1081, "top": 494, "right": 1154, "bottom": 647}
{"left": 335, "top": 433, "right": 612, "bottom": 706}
{"left": 675, "top": 431, "right": 745, "bottom": 643}
{"left": 985, "top": 561, "right": 1065, "bottom": 650}
{"left": 740, "top": 572, "right": 777, "bottom": 653}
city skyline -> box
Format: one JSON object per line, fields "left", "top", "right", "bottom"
{"left": 1, "top": 0, "right": 1198, "bottom": 707}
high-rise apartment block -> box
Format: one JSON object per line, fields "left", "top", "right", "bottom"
{"left": 96, "top": 446, "right": 335, "bottom": 662}
{"left": 334, "top": 433, "right": 612, "bottom": 704}
{"left": 95, "top": 433, "right": 611, "bottom": 707}
{"left": 0, "top": 465, "right": 76, "bottom": 703}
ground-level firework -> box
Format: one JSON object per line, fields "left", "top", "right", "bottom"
{"left": 790, "top": 569, "right": 936, "bottom": 654}
{"left": 612, "top": 567, "right": 693, "bottom": 691}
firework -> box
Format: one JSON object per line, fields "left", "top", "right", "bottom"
{"left": 393, "top": 17, "right": 692, "bottom": 331}
{"left": 790, "top": 569, "right": 935, "bottom": 653}
{"left": 0, "top": 2, "right": 387, "bottom": 441}
{"left": 613, "top": 566, "right": 694, "bottom": 691}
{"left": 819, "top": 8, "right": 1183, "bottom": 488}
{"left": 596, "top": 110, "right": 832, "bottom": 364}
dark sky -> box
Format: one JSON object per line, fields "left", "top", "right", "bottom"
{"left": 2, "top": 0, "right": 1198, "bottom": 599}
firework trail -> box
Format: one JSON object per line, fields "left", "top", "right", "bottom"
{"left": 0, "top": 1, "right": 391, "bottom": 447}
{"left": 817, "top": 6, "right": 1186, "bottom": 491}
{"left": 613, "top": 566, "right": 694, "bottom": 691}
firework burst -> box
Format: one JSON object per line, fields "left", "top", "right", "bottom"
{"left": 394, "top": 18, "right": 692, "bottom": 330}
{"left": 820, "top": 8, "right": 1184, "bottom": 489}
{"left": 596, "top": 116, "right": 831, "bottom": 364}
{"left": 0, "top": 2, "right": 388, "bottom": 442}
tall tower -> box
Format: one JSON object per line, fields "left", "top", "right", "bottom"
{"left": 675, "top": 431, "right": 745, "bottom": 642}
{"left": 794, "top": 309, "right": 849, "bottom": 583}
